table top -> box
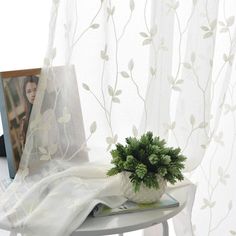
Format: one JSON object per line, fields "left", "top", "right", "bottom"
{"left": 73, "top": 186, "right": 187, "bottom": 236}
{"left": 0, "top": 157, "right": 187, "bottom": 236}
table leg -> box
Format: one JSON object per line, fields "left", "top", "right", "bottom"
{"left": 162, "top": 221, "right": 169, "bottom": 236}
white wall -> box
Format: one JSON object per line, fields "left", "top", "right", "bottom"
{"left": 0, "top": 0, "right": 51, "bottom": 135}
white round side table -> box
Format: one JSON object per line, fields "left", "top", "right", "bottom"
{"left": 0, "top": 157, "right": 187, "bottom": 236}
{"left": 72, "top": 187, "right": 187, "bottom": 236}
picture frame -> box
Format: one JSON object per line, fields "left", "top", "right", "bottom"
{"left": 0, "top": 68, "right": 41, "bottom": 178}
{"left": 0, "top": 65, "right": 88, "bottom": 179}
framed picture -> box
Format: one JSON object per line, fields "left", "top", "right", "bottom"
{"left": 0, "top": 68, "right": 41, "bottom": 178}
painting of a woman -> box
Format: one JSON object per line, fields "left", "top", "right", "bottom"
{"left": 0, "top": 68, "right": 41, "bottom": 177}
{"left": 19, "top": 76, "right": 39, "bottom": 149}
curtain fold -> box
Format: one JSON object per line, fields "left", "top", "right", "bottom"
{"left": 140, "top": 0, "right": 174, "bottom": 137}
{"left": 173, "top": 0, "right": 220, "bottom": 171}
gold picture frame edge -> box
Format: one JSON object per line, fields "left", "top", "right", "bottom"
{"left": 1, "top": 68, "right": 41, "bottom": 79}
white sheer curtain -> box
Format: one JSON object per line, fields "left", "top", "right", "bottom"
{"left": 0, "top": 0, "right": 236, "bottom": 235}
{"left": 60, "top": 0, "right": 236, "bottom": 233}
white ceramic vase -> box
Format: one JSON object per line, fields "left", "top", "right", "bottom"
{"left": 120, "top": 171, "right": 167, "bottom": 204}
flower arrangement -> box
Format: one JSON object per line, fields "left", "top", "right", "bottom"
{"left": 107, "top": 131, "right": 186, "bottom": 192}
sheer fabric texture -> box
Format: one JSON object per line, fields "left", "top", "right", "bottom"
{"left": 0, "top": 0, "right": 236, "bottom": 235}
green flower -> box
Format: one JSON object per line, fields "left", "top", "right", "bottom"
{"left": 162, "top": 155, "right": 171, "bottom": 165}
{"left": 124, "top": 155, "right": 137, "bottom": 170}
{"left": 157, "top": 167, "right": 167, "bottom": 177}
{"left": 149, "top": 154, "right": 158, "bottom": 165}
{"left": 135, "top": 163, "right": 147, "bottom": 179}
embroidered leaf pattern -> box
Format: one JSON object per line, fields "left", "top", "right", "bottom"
{"left": 90, "top": 121, "right": 97, "bottom": 133}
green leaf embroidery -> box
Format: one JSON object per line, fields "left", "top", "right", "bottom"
{"left": 130, "top": 0, "right": 135, "bottom": 11}
{"left": 171, "top": 122, "right": 176, "bottom": 129}
{"left": 18, "top": 168, "right": 29, "bottom": 179}
{"left": 128, "top": 59, "right": 134, "bottom": 71}
{"left": 90, "top": 24, "right": 100, "bottom": 29}
{"left": 173, "top": 1, "right": 179, "bottom": 10}
{"left": 150, "top": 67, "right": 156, "bottom": 76}
{"left": 106, "top": 144, "right": 112, "bottom": 151}
{"left": 201, "top": 198, "right": 216, "bottom": 209}
{"left": 40, "top": 154, "right": 51, "bottom": 161}
{"left": 115, "top": 90, "right": 122, "bottom": 96}
{"left": 108, "top": 85, "right": 114, "bottom": 96}
{"left": 172, "top": 86, "right": 181, "bottom": 92}
{"left": 203, "top": 31, "right": 213, "bottom": 39}
{"left": 142, "top": 38, "right": 152, "bottom": 45}
{"left": 218, "top": 21, "right": 225, "bottom": 26}
{"left": 198, "top": 122, "right": 207, "bottom": 128}
{"left": 214, "top": 132, "right": 224, "bottom": 145}
{"left": 210, "top": 19, "right": 217, "bottom": 30}
{"left": 106, "top": 137, "right": 113, "bottom": 144}
{"left": 112, "top": 97, "right": 120, "bottom": 103}
{"left": 223, "top": 53, "right": 228, "bottom": 62}
{"left": 58, "top": 107, "right": 71, "bottom": 123}
{"left": 183, "top": 63, "right": 192, "bottom": 69}
{"left": 106, "top": 135, "right": 118, "bottom": 144}
{"left": 107, "top": 7, "right": 115, "bottom": 15}
{"left": 90, "top": 121, "right": 97, "bottom": 133}
{"left": 39, "top": 147, "right": 47, "bottom": 155}
{"left": 209, "top": 59, "right": 213, "bottom": 67}
{"left": 191, "top": 52, "right": 196, "bottom": 64}
{"left": 114, "top": 134, "right": 118, "bottom": 143}
{"left": 167, "top": 75, "right": 174, "bottom": 84}
{"left": 120, "top": 71, "right": 130, "bottom": 78}
{"left": 200, "top": 26, "right": 210, "bottom": 31}
{"left": 132, "top": 125, "right": 138, "bottom": 137}
{"left": 82, "top": 83, "right": 90, "bottom": 91}
{"left": 100, "top": 50, "right": 109, "bottom": 61}
{"left": 176, "top": 79, "right": 184, "bottom": 84}
{"left": 190, "top": 115, "right": 195, "bottom": 126}
{"left": 140, "top": 32, "right": 149, "bottom": 38}
{"left": 220, "top": 27, "right": 228, "bottom": 33}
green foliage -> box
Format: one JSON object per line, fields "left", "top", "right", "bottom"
{"left": 135, "top": 164, "right": 147, "bottom": 179}
{"left": 107, "top": 131, "right": 186, "bottom": 192}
